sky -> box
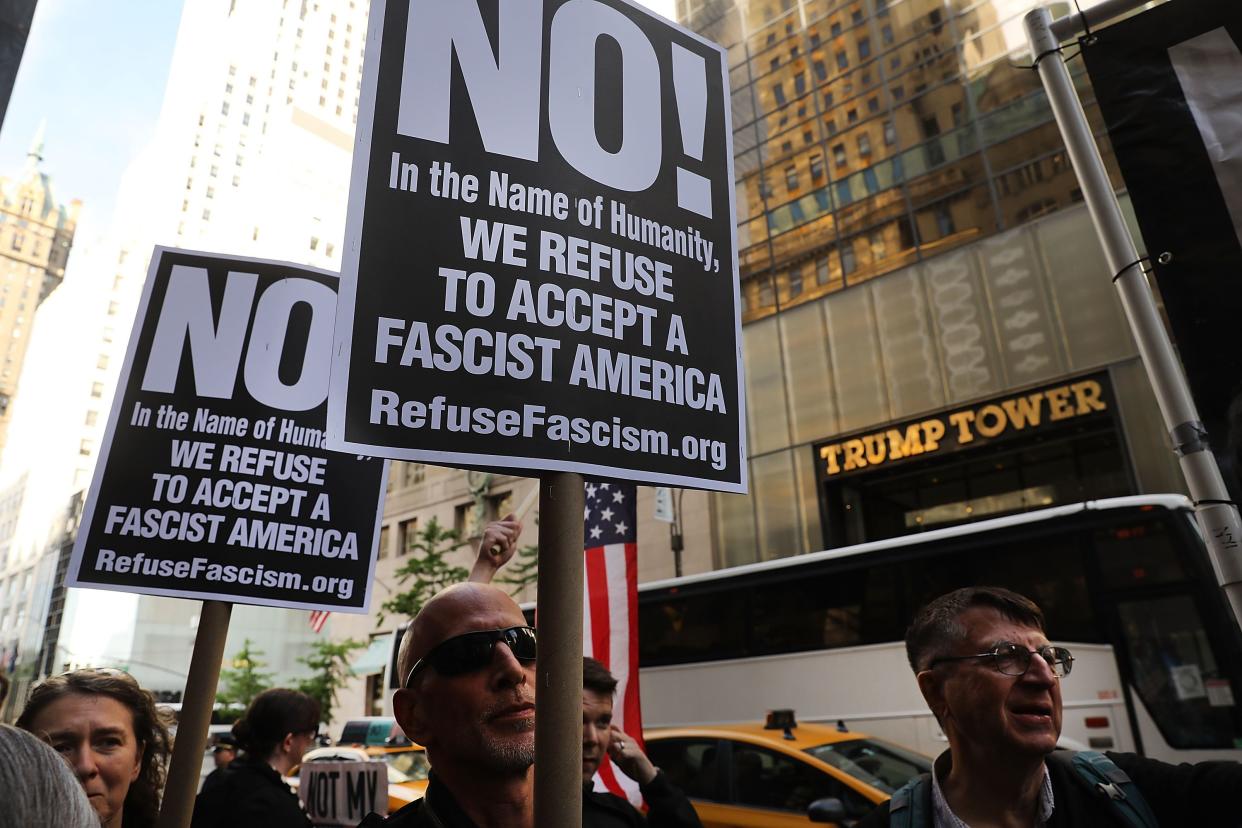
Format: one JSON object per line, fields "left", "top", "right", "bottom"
{"left": 0, "top": 0, "right": 184, "bottom": 235}
{"left": 0, "top": 0, "right": 677, "bottom": 238}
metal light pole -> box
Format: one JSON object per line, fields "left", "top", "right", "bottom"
{"left": 1024, "top": 5, "right": 1242, "bottom": 629}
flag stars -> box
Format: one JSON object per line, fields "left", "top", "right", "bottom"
{"left": 584, "top": 480, "right": 636, "bottom": 545}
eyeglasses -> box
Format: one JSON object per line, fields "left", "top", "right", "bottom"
{"left": 929, "top": 643, "right": 1074, "bottom": 678}
{"left": 404, "top": 626, "right": 537, "bottom": 688}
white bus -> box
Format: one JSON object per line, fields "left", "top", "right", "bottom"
{"left": 634, "top": 495, "right": 1242, "bottom": 764}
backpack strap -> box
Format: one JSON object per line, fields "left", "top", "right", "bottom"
{"left": 1049, "top": 750, "right": 1160, "bottom": 828}
{"left": 888, "top": 773, "right": 932, "bottom": 828}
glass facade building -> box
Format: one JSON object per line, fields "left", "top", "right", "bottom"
{"left": 676, "top": 0, "right": 1185, "bottom": 567}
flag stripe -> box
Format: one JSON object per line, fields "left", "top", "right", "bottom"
{"left": 585, "top": 548, "right": 611, "bottom": 662}
{"left": 623, "top": 542, "right": 644, "bottom": 753}
{"left": 605, "top": 544, "right": 630, "bottom": 697}
{"left": 583, "top": 481, "right": 644, "bottom": 807}
{"left": 603, "top": 541, "right": 643, "bottom": 805}
{"left": 309, "top": 610, "right": 330, "bottom": 633}
{"left": 582, "top": 569, "right": 594, "bottom": 658}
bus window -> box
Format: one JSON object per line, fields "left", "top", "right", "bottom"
{"left": 1117, "top": 595, "right": 1241, "bottom": 749}
{"left": 1094, "top": 520, "right": 1187, "bottom": 589}
{"left": 749, "top": 568, "right": 867, "bottom": 653}
{"left": 639, "top": 589, "right": 748, "bottom": 666}
{"left": 898, "top": 535, "right": 1102, "bottom": 644}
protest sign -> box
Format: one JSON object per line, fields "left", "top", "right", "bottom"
{"left": 300, "top": 761, "right": 389, "bottom": 825}
{"left": 328, "top": 0, "right": 747, "bottom": 493}
{"left": 68, "top": 248, "right": 387, "bottom": 613}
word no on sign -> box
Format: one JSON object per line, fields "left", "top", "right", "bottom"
{"left": 328, "top": 0, "right": 747, "bottom": 493}
{"left": 69, "top": 248, "right": 387, "bottom": 613}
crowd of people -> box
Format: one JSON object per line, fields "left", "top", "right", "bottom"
{"left": 3, "top": 514, "right": 1242, "bottom": 826}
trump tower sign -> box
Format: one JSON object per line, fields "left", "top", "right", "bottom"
{"left": 69, "top": 248, "right": 387, "bottom": 613}
{"left": 328, "top": 0, "right": 747, "bottom": 493}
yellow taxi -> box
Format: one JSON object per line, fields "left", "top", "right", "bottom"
{"left": 644, "top": 711, "right": 931, "bottom": 827}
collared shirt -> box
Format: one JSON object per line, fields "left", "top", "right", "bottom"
{"left": 929, "top": 751, "right": 1054, "bottom": 827}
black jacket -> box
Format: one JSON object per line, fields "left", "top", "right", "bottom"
{"left": 191, "top": 756, "right": 312, "bottom": 828}
{"left": 358, "top": 775, "right": 482, "bottom": 828}
{"left": 360, "top": 771, "right": 704, "bottom": 827}
{"left": 583, "top": 771, "right": 704, "bottom": 828}
{"left": 200, "top": 764, "right": 230, "bottom": 795}
{"left": 858, "top": 751, "right": 1242, "bottom": 827}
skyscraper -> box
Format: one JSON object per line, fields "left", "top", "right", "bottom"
{"left": 674, "top": 0, "right": 1182, "bottom": 565}
{"left": 0, "top": 129, "right": 79, "bottom": 456}
{"left": 0, "top": 129, "right": 81, "bottom": 714}
{"left": 0, "top": 0, "right": 371, "bottom": 706}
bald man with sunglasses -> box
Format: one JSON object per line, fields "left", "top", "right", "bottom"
{"left": 361, "top": 582, "right": 537, "bottom": 828}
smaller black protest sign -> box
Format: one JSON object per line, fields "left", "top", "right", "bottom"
{"left": 68, "top": 248, "right": 387, "bottom": 613}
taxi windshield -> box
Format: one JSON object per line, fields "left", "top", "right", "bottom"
{"left": 803, "top": 738, "right": 930, "bottom": 794}
{"left": 382, "top": 750, "right": 431, "bottom": 783}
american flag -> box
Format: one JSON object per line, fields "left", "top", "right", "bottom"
{"left": 583, "top": 479, "right": 644, "bottom": 806}
{"left": 308, "top": 610, "right": 330, "bottom": 634}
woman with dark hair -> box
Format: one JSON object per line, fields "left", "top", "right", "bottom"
{"left": 191, "top": 687, "right": 320, "bottom": 828}
{"left": 17, "top": 667, "right": 173, "bottom": 828}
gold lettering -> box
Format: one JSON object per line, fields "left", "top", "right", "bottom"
{"left": 922, "top": 419, "right": 946, "bottom": 451}
{"left": 948, "top": 410, "right": 976, "bottom": 444}
{"left": 1002, "top": 393, "right": 1044, "bottom": 429}
{"left": 842, "top": 439, "right": 866, "bottom": 471}
{"left": 887, "top": 425, "right": 924, "bottom": 460}
{"left": 1072, "top": 380, "right": 1106, "bottom": 414}
{"left": 863, "top": 433, "right": 887, "bottom": 465}
{"left": 821, "top": 443, "right": 844, "bottom": 476}
{"left": 1046, "top": 386, "right": 1074, "bottom": 420}
{"left": 975, "top": 404, "right": 1007, "bottom": 438}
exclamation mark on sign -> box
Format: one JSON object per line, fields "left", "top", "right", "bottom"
{"left": 671, "top": 44, "right": 712, "bottom": 219}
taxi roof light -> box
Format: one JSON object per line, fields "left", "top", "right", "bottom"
{"left": 765, "top": 709, "right": 797, "bottom": 740}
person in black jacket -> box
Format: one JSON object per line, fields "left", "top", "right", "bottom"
{"left": 362, "top": 582, "right": 538, "bottom": 828}
{"left": 200, "top": 733, "right": 238, "bottom": 794}
{"left": 582, "top": 657, "right": 703, "bottom": 828}
{"left": 191, "top": 688, "right": 320, "bottom": 828}
{"left": 858, "top": 586, "right": 1242, "bottom": 827}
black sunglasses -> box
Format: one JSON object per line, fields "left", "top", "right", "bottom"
{"left": 404, "top": 626, "right": 537, "bottom": 688}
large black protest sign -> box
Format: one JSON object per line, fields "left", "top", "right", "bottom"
{"left": 69, "top": 248, "right": 387, "bottom": 613}
{"left": 328, "top": 0, "right": 747, "bottom": 493}
{"left": 1082, "top": 0, "right": 1242, "bottom": 502}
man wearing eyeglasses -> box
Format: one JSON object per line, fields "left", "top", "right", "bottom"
{"left": 859, "top": 586, "right": 1241, "bottom": 827}
{"left": 361, "top": 582, "right": 537, "bottom": 828}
